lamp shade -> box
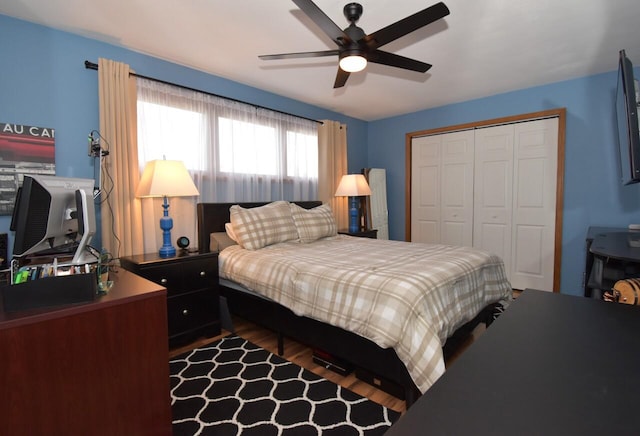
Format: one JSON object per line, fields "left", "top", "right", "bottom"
{"left": 335, "top": 174, "right": 371, "bottom": 197}
{"left": 136, "top": 159, "right": 199, "bottom": 198}
{"left": 339, "top": 54, "right": 367, "bottom": 73}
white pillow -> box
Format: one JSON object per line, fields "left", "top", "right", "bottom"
{"left": 290, "top": 203, "right": 337, "bottom": 243}
{"left": 209, "top": 232, "right": 237, "bottom": 253}
{"left": 225, "top": 222, "right": 238, "bottom": 242}
{"left": 229, "top": 201, "right": 298, "bottom": 250}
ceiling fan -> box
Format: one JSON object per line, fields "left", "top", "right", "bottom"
{"left": 259, "top": 0, "right": 450, "bottom": 88}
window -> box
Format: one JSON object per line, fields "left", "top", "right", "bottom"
{"left": 287, "top": 130, "right": 318, "bottom": 179}
{"left": 137, "top": 101, "right": 205, "bottom": 170}
{"left": 136, "top": 78, "right": 318, "bottom": 201}
{"left": 218, "top": 117, "right": 277, "bottom": 176}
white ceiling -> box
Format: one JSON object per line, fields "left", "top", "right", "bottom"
{"left": 2, "top": 0, "right": 640, "bottom": 121}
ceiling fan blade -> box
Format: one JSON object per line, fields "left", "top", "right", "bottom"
{"left": 333, "top": 68, "right": 351, "bottom": 88}
{"left": 361, "top": 2, "right": 450, "bottom": 50}
{"left": 368, "top": 50, "right": 432, "bottom": 73}
{"left": 259, "top": 50, "right": 339, "bottom": 60}
{"left": 293, "top": 0, "right": 353, "bottom": 46}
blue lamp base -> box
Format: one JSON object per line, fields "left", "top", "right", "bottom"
{"left": 159, "top": 196, "right": 176, "bottom": 258}
{"left": 348, "top": 196, "right": 359, "bottom": 233}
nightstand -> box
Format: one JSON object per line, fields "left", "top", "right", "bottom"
{"left": 338, "top": 229, "right": 378, "bottom": 239}
{"left": 120, "top": 251, "right": 220, "bottom": 347}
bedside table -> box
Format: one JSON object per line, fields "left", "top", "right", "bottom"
{"left": 338, "top": 229, "right": 378, "bottom": 239}
{"left": 120, "top": 251, "right": 220, "bottom": 347}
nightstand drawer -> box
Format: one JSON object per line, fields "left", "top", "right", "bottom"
{"left": 167, "top": 291, "right": 219, "bottom": 343}
{"left": 182, "top": 258, "right": 218, "bottom": 290}
{"left": 138, "top": 265, "right": 183, "bottom": 293}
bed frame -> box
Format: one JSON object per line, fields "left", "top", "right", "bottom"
{"left": 197, "top": 201, "right": 500, "bottom": 407}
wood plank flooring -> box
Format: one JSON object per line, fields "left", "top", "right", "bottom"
{"left": 169, "top": 314, "right": 488, "bottom": 414}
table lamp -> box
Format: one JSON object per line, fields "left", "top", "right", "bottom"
{"left": 335, "top": 174, "right": 372, "bottom": 233}
{"left": 136, "top": 159, "right": 199, "bottom": 257}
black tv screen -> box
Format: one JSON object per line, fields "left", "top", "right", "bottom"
{"left": 615, "top": 49, "right": 640, "bottom": 185}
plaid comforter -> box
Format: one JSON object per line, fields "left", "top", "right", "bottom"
{"left": 219, "top": 235, "right": 512, "bottom": 393}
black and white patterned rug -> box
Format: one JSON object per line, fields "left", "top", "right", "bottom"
{"left": 170, "top": 335, "right": 400, "bottom": 435}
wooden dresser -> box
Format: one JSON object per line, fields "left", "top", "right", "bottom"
{"left": 0, "top": 268, "right": 172, "bottom": 436}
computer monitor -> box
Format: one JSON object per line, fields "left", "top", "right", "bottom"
{"left": 10, "top": 175, "right": 97, "bottom": 264}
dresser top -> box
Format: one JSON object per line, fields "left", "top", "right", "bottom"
{"left": 0, "top": 269, "right": 165, "bottom": 328}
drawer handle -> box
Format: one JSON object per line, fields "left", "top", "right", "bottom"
{"left": 160, "top": 278, "right": 168, "bottom": 284}
{"left": 200, "top": 271, "right": 206, "bottom": 277}
{"left": 182, "top": 309, "right": 189, "bottom": 316}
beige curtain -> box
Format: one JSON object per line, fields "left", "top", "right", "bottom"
{"left": 98, "top": 58, "right": 144, "bottom": 259}
{"left": 318, "top": 120, "right": 348, "bottom": 230}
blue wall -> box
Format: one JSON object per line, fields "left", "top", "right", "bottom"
{"left": 0, "top": 14, "right": 368, "bottom": 254}
{"left": 3, "top": 14, "right": 639, "bottom": 295}
{"left": 368, "top": 70, "right": 640, "bottom": 295}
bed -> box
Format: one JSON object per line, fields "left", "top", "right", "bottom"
{"left": 197, "top": 201, "right": 511, "bottom": 406}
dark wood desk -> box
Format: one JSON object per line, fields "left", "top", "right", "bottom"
{"left": 386, "top": 290, "right": 640, "bottom": 436}
{"left": 0, "top": 269, "right": 172, "bottom": 436}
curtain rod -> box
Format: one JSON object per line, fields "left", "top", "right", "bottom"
{"left": 84, "top": 60, "right": 322, "bottom": 125}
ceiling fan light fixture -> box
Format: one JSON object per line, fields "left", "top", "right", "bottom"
{"left": 339, "top": 53, "right": 367, "bottom": 72}
{"left": 260, "top": 0, "right": 451, "bottom": 88}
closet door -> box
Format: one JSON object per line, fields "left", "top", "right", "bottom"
{"left": 473, "top": 118, "right": 558, "bottom": 290}
{"left": 473, "top": 125, "right": 514, "bottom": 280}
{"left": 510, "top": 118, "right": 558, "bottom": 291}
{"left": 411, "top": 130, "right": 474, "bottom": 245}
{"left": 411, "top": 135, "right": 441, "bottom": 243}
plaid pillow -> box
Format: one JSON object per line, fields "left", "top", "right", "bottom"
{"left": 230, "top": 201, "right": 299, "bottom": 250}
{"left": 290, "top": 203, "right": 337, "bottom": 243}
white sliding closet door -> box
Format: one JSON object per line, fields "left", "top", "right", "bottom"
{"left": 473, "top": 124, "right": 515, "bottom": 281}
{"left": 510, "top": 118, "right": 558, "bottom": 290}
{"left": 411, "top": 134, "right": 441, "bottom": 244}
{"left": 411, "top": 117, "right": 559, "bottom": 291}
{"left": 411, "top": 130, "right": 475, "bottom": 246}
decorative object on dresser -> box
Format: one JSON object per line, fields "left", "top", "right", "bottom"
{"left": 335, "top": 173, "right": 372, "bottom": 233}
{"left": 170, "top": 334, "right": 399, "bottom": 435}
{"left": 120, "top": 250, "right": 220, "bottom": 347}
{"left": 0, "top": 269, "right": 172, "bottom": 435}
{"left": 136, "top": 159, "right": 199, "bottom": 258}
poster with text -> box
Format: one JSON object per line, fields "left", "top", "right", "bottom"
{"left": 0, "top": 123, "right": 56, "bottom": 215}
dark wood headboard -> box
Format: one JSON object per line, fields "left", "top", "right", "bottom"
{"left": 197, "top": 201, "right": 322, "bottom": 253}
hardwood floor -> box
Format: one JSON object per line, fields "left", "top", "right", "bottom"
{"left": 169, "top": 314, "right": 488, "bottom": 414}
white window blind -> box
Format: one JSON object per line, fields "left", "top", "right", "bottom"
{"left": 137, "top": 77, "right": 318, "bottom": 202}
